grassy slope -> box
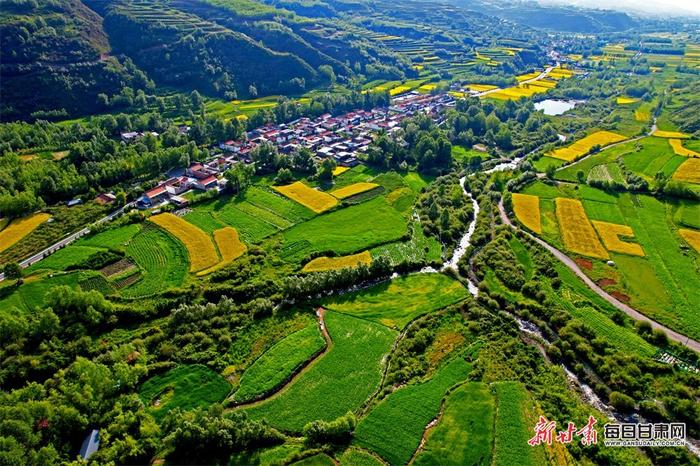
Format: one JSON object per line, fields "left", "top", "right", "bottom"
{"left": 493, "top": 382, "right": 546, "bottom": 466}
{"left": 245, "top": 311, "right": 396, "bottom": 432}
{"left": 322, "top": 273, "right": 468, "bottom": 329}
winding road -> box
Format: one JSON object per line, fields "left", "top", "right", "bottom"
{"left": 497, "top": 199, "right": 700, "bottom": 353}
{"left": 474, "top": 65, "right": 557, "bottom": 98}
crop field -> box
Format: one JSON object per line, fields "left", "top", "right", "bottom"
{"left": 77, "top": 224, "right": 141, "bottom": 251}
{"left": 555, "top": 198, "right": 609, "bottom": 259}
{"left": 679, "top": 229, "right": 700, "bottom": 253}
{"left": 185, "top": 200, "right": 280, "bottom": 243}
{"left": 149, "top": 213, "right": 219, "bottom": 272}
{"left": 280, "top": 197, "right": 407, "bottom": 263}
{"left": 245, "top": 312, "right": 397, "bottom": 431}
{"left": 492, "top": 382, "right": 545, "bottom": 466}
{"left": 322, "top": 273, "right": 468, "bottom": 329}
{"left": 354, "top": 357, "right": 472, "bottom": 465}
{"left": 370, "top": 221, "right": 442, "bottom": 266}
{"left": 332, "top": 166, "right": 349, "bottom": 176}
{"left": 243, "top": 187, "right": 315, "bottom": 222}
{"left": 302, "top": 251, "right": 372, "bottom": 272}
{"left": 616, "top": 96, "right": 639, "bottom": 104}
{"left": 139, "top": 365, "right": 231, "bottom": 421}
{"left": 122, "top": 226, "right": 188, "bottom": 297}
{"left": 26, "top": 245, "right": 104, "bottom": 272}
{"left": 675, "top": 202, "right": 700, "bottom": 229}
{"left": 672, "top": 158, "right": 700, "bottom": 183}
{"left": 591, "top": 221, "right": 645, "bottom": 256}
{"left": 274, "top": 181, "right": 338, "bottom": 213}
{"left": 522, "top": 182, "right": 700, "bottom": 339}
{"left": 414, "top": 382, "right": 494, "bottom": 466}
{"left": 339, "top": 448, "right": 383, "bottom": 466}
{"left": 233, "top": 323, "right": 325, "bottom": 403}
{"left": 0, "top": 213, "right": 51, "bottom": 253}
{"left": 330, "top": 182, "right": 380, "bottom": 199}
{"left": 653, "top": 130, "right": 690, "bottom": 138}
{"left": 512, "top": 193, "right": 541, "bottom": 233}
{"left": 549, "top": 131, "right": 627, "bottom": 162}
{"left": 198, "top": 227, "right": 247, "bottom": 275}
{"left": 669, "top": 139, "right": 699, "bottom": 157}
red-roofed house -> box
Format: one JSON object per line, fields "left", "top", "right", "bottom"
{"left": 194, "top": 175, "right": 219, "bottom": 191}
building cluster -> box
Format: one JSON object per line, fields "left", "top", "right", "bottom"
{"left": 136, "top": 92, "right": 455, "bottom": 209}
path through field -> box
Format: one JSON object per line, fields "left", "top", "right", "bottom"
{"left": 497, "top": 199, "right": 700, "bottom": 353}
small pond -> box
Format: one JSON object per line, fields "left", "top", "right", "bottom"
{"left": 534, "top": 99, "right": 584, "bottom": 116}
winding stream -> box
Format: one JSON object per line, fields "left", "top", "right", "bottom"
{"left": 442, "top": 176, "right": 480, "bottom": 296}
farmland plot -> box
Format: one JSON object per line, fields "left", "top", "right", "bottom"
{"left": 672, "top": 158, "right": 700, "bottom": 184}
{"left": 281, "top": 197, "right": 407, "bottom": 263}
{"left": 149, "top": 213, "right": 219, "bottom": 272}
{"left": 245, "top": 312, "right": 396, "bottom": 432}
{"left": 353, "top": 357, "right": 472, "bottom": 465}
{"left": 302, "top": 251, "right": 372, "bottom": 272}
{"left": 370, "top": 220, "right": 441, "bottom": 266}
{"left": 0, "top": 213, "right": 51, "bottom": 253}
{"left": 549, "top": 131, "right": 626, "bottom": 162}
{"left": 512, "top": 193, "right": 541, "bottom": 233}
{"left": 139, "top": 365, "right": 231, "bottom": 421}
{"left": 274, "top": 181, "right": 338, "bottom": 213}
{"left": 591, "top": 221, "right": 644, "bottom": 256}
{"left": 413, "top": 382, "right": 494, "bottom": 466}
{"left": 493, "top": 382, "right": 546, "bottom": 466}
{"left": 234, "top": 323, "right": 325, "bottom": 403}
{"left": 122, "top": 226, "right": 188, "bottom": 297}
{"left": 330, "top": 182, "right": 380, "bottom": 199}
{"left": 669, "top": 139, "right": 699, "bottom": 157}
{"left": 322, "top": 273, "right": 468, "bottom": 329}
{"left": 679, "top": 229, "right": 700, "bottom": 253}
{"left": 555, "top": 198, "right": 609, "bottom": 259}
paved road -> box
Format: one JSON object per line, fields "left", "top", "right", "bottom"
{"left": 497, "top": 199, "right": 700, "bottom": 353}
{"left": 0, "top": 202, "right": 135, "bottom": 281}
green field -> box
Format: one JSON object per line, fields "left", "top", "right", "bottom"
{"left": 77, "top": 224, "right": 141, "bottom": 251}
{"left": 493, "top": 382, "right": 545, "bottom": 466}
{"left": 338, "top": 448, "right": 384, "bottom": 466}
{"left": 280, "top": 196, "right": 408, "bottom": 263}
{"left": 322, "top": 273, "right": 468, "bottom": 329}
{"left": 139, "top": 364, "right": 231, "bottom": 421}
{"left": 519, "top": 181, "right": 700, "bottom": 340}
{"left": 452, "top": 145, "right": 490, "bottom": 162}
{"left": 245, "top": 312, "right": 397, "bottom": 432}
{"left": 26, "top": 245, "right": 104, "bottom": 272}
{"left": 289, "top": 454, "right": 336, "bottom": 466}
{"left": 353, "top": 357, "right": 472, "bottom": 465}
{"left": 121, "top": 226, "right": 189, "bottom": 297}
{"left": 233, "top": 323, "right": 326, "bottom": 402}
{"left": 414, "top": 382, "right": 494, "bottom": 466}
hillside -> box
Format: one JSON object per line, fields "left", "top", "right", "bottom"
{"left": 0, "top": 0, "right": 138, "bottom": 120}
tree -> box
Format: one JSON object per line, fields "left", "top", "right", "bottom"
{"left": 303, "top": 412, "right": 356, "bottom": 445}
{"left": 115, "top": 190, "right": 127, "bottom": 206}
{"left": 292, "top": 147, "right": 316, "bottom": 174}
{"left": 545, "top": 164, "right": 556, "bottom": 180}
{"left": 609, "top": 391, "right": 636, "bottom": 412}
{"left": 576, "top": 170, "right": 585, "bottom": 183}
{"left": 274, "top": 168, "right": 294, "bottom": 185}
{"left": 318, "top": 65, "right": 336, "bottom": 87}
{"left": 251, "top": 142, "right": 279, "bottom": 174}
{"left": 317, "top": 158, "right": 337, "bottom": 182}
{"left": 190, "top": 90, "right": 203, "bottom": 110}
{"left": 223, "top": 163, "right": 255, "bottom": 194}
{"left": 3, "top": 262, "right": 23, "bottom": 284}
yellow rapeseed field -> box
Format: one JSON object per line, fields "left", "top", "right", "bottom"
{"left": 616, "top": 96, "right": 639, "bottom": 104}
{"left": 672, "top": 158, "right": 700, "bottom": 184}
{"left": 549, "top": 131, "right": 627, "bottom": 162}
{"left": 668, "top": 139, "right": 699, "bottom": 157}
{"left": 516, "top": 71, "right": 541, "bottom": 82}
{"left": 149, "top": 213, "right": 219, "bottom": 272}
{"left": 679, "top": 229, "right": 700, "bottom": 254}
{"left": 653, "top": 130, "right": 691, "bottom": 139}
{"left": 512, "top": 193, "right": 542, "bottom": 234}
{"left": 0, "top": 213, "right": 51, "bottom": 253}
{"left": 555, "top": 198, "right": 609, "bottom": 259}
{"left": 302, "top": 251, "right": 372, "bottom": 272}
{"left": 273, "top": 181, "right": 338, "bottom": 213}
{"left": 330, "top": 182, "right": 379, "bottom": 199}
{"left": 332, "top": 166, "right": 350, "bottom": 176}
{"left": 591, "top": 221, "right": 645, "bottom": 256}
{"left": 467, "top": 84, "right": 498, "bottom": 92}
{"left": 197, "top": 227, "right": 247, "bottom": 276}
